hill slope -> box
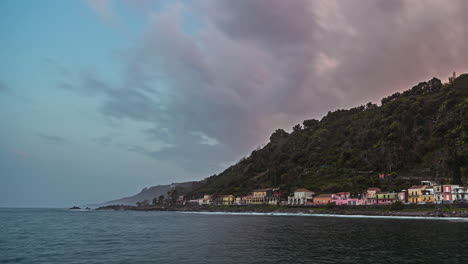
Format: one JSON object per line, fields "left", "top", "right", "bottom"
{"left": 193, "top": 74, "right": 468, "bottom": 196}
{"left": 98, "top": 181, "right": 201, "bottom": 206}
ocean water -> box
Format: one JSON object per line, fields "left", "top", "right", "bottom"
{"left": 0, "top": 209, "right": 467, "bottom": 263}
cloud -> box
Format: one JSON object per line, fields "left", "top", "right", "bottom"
{"left": 190, "top": 131, "right": 220, "bottom": 146}
{"left": 37, "top": 133, "right": 67, "bottom": 144}
{"left": 72, "top": 0, "right": 468, "bottom": 173}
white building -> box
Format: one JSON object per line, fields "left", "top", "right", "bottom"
{"left": 434, "top": 184, "right": 460, "bottom": 204}
{"left": 288, "top": 189, "right": 315, "bottom": 205}
{"left": 198, "top": 194, "right": 213, "bottom": 205}
{"left": 452, "top": 187, "right": 468, "bottom": 202}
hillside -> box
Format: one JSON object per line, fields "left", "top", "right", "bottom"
{"left": 98, "top": 181, "right": 201, "bottom": 206}
{"left": 193, "top": 74, "right": 468, "bottom": 196}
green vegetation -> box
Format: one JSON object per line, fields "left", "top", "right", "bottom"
{"left": 193, "top": 74, "right": 468, "bottom": 197}
{"left": 389, "top": 201, "right": 404, "bottom": 211}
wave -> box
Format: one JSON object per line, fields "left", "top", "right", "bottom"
{"left": 179, "top": 211, "right": 468, "bottom": 221}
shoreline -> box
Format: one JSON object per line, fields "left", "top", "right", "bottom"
{"left": 95, "top": 204, "right": 468, "bottom": 218}
{"left": 180, "top": 211, "right": 468, "bottom": 221}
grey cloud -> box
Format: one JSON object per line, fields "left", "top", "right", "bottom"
{"left": 37, "top": 133, "right": 67, "bottom": 144}
{"left": 74, "top": 0, "right": 468, "bottom": 173}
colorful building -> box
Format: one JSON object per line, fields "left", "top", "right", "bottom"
{"left": 434, "top": 185, "right": 458, "bottom": 204}
{"left": 266, "top": 191, "right": 286, "bottom": 205}
{"left": 376, "top": 192, "right": 398, "bottom": 205}
{"left": 246, "top": 188, "right": 273, "bottom": 204}
{"left": 313, "top": 194, "right": 333, "bottom": 205}
{"left": 216, "top": 195, "right": 235, "bottom": 205}
{"left": 331, "top": 192, "right": 351, "bottom": 205}
{"left": 408, "top": 185, "right": 427, "bottom": 204}
{"left": 365, "top": 188, "right": 381, "bottom": 205}
{"left": 288, "top": 189, "right": 315, "bottom": 205}
{"left": 398, "top": 190, "right": 408, "bottom": 203}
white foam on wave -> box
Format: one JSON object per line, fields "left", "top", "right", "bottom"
{"left": 179, "top": 211, "right": 468, "bottom": 221}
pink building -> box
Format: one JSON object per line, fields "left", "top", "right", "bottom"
{"left": 331, "top": 192, "right": 366, "bottom": 205}
{"left": 331, "top": 192, "right": 350, "bottom": 205}
{"left": 398, "top": 190, "right": 408, "bottom": 203}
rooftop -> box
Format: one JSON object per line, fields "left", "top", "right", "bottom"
{"left": 295, "top": 188, "right": 314, "bottom": 193}
{"left": 314, "top": 194, "right": 333, "bottom": 198}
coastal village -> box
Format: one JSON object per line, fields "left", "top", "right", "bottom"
{"left": 167, "top": 180, "right": 468, "bottom": 207}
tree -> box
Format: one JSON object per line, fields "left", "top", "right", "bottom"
{"left": 303, "top": 119, "right": 319, "bottom": 129}
{"left": 152, "top": 197, "right": 158, "bottom": 206}
{"left": 389, "top": 201, "right": 404, "bottom": 211}
{"left": 269, "top": 129, "right": 289, "bottom": 142}
{"left": 293, "top": 124, "right": 302, "bottom": 132}
{"left": 158, "top": 195, "right": 165, "bottom": 204}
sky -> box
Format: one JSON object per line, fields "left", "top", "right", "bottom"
{"left": 1, "top": 0, "right": 467, "bottom": 208}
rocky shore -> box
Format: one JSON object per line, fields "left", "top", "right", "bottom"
{"left": 96, "top": 204, "right": 468, "bottom": 218}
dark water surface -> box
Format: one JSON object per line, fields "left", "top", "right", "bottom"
{"left": 1, "top": 209, "right": 467, "bottom": 263}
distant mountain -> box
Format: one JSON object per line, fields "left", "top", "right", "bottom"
{"left": 193, "top": 74, "right": 468, "bottom": 196}
{"left": 97, "top": 181, "right": 202, "bottom": 206}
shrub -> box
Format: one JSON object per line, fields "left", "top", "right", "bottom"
{"left": 389, "top": 201, "right": 404, "bottom": 211}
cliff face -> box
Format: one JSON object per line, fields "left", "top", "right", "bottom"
{"left": 193, "top": 74, "right": 468, "bottom": 195}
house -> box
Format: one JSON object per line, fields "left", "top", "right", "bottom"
{"left": 344, "top": 196, "right": 366, "bottom": 206}
{"left": 222, "top": 195, "right": 235, "bottom": 205}
{"left": 266, "top": 191, "right": 286, "bottom": 205}
{"left": 434, "top": 184, "right": 459, "bottom": 204}
{"left": 398, "top": 190, "right": 408, "bottom": 203}
{"left": 234, "top": 197, "right": 243, "bottom": 205}
{"left": 365, "top": 188, "right": 381, "bottom": 205}
{"left": 187, "top": 199, "right": 200, "bottom": 205}
{"left": 176, "top": 195, "right": 186, "bottom": 205}
{"left": 313, "top": 194, "right": 333, "bottom": 205}
{"left": 333, "top": 193, "right": 366, "bottom": 206}
{"left": 246, "top": 188, "right": 273, "bottom": 205}
{"left": 214, "top": 195, "right": 235, "bottom": 205}
{"left": 376, "top": 192, "right": 398, "bottom": 205}
{"left": 198, "top": 194, "right": 213, "bottom": 205}
{"left": 408, "top": 185, "right": 427, "bottom": 204}
{"left": 288, "top": 189, "right": 315, "bottom": 205}
{"left": 421, "top": 181, "right": 438, "bottom": 186}
{"left": 331, "top": 192, "right": 351, "bottom": 205}
{"left": 452, "top": 186, "right": 468, "bottom": 202}
{"left": 421, "top": 186, "right": 435, "bottom": 204}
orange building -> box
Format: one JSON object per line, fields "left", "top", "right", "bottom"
{"left": 313, "top": 194, "right": 333, "bottom": 205}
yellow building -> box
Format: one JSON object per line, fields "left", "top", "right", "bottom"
{"left": 375, "top": 192, "right": 398, "bottom": 204}
{"left": 246, "top": 188, "right": 273, "bottom": 204}
{"left": 421, "top": 189, "right": 435, "bottom": 204}
{"left": 215, "top": 195, "right": 235, "bottom": 205}
{"left": 408, "top": 185, "right": 427, "bottom": 204}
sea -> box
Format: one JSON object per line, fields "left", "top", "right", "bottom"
{"left": 0, "top": 208, "right": 467, "bottom": 264}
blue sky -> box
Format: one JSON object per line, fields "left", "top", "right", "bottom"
{"left": 1, "top": 0, "right": 467, "bottom": 207}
